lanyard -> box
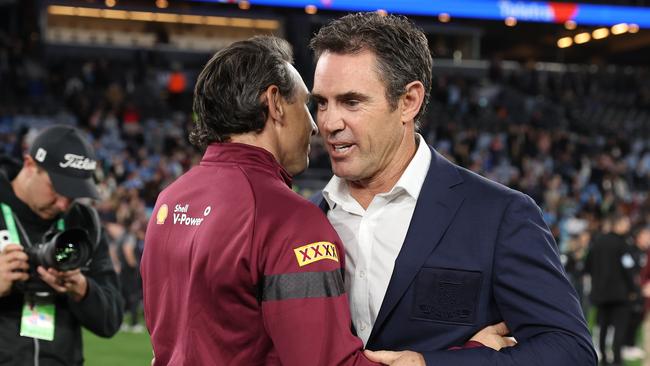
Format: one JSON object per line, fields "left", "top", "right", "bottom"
{"left": 1, "top": 203, "right": 65, "bottom": 246}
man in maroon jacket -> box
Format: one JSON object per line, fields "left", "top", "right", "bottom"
{"left": 141, "top": 35, "right": 509, "bottom": 365}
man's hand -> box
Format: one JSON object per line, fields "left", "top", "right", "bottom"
{"left": 37, "top": 266, "right": 88, "bottom": 302}
{"left": 470, "top": 321, "right": 517, "bottom": 351}
{"left": 642, "top": 282, "right": 650, "bottom": 298}
{"left": 364, "top": 350, "right": 425, "bottom": 366}
{"left": 364, "top": 321, "right": 516, "bottom": 365}
{"left": 0, "top": 244, "right": 29, "bottom": 297}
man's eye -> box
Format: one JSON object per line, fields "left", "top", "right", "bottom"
{"left": 315, "top": 100, "right": 327, "bottom": 110}
{"left": 345, "top": 100, "right": 360, "bottom": 108}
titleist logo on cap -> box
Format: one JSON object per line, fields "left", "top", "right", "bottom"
{"left": 59, "top": 154, "right": 97, "bottom": 171}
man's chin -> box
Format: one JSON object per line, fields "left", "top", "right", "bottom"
{"left": 37, "top": 209, "right": 60, "bottom": 220}
{"left": 331, "top": 164, "right": 362, "bottom": 181}
{"left": 287, "top": 159, "right": 309, "bottom": 177}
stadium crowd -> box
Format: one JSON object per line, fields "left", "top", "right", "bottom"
{"left": 2, "top": 28, "right": 650, "bottom": 361}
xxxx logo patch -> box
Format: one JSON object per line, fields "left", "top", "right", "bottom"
{"left": 294, "top": 242, "right": 339, "bottom": 267}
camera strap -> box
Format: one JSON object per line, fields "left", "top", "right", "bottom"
{"left": 1, "top": 203, "right": 59, "bottom": 341}
{"left": 1, "top": 202, "right": 20, "bottom": 246}
{"left": 0, "top": 202, "right": 65, "bottom": 248}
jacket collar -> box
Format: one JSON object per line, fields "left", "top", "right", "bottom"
{"left": 367, "top": 146, "right": 465, "bottom": 345}
{"left": 202, "top": 143, "right": 293, "bottom": 187}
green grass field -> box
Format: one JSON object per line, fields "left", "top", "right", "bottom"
{"left": 82, "top": 319, "right": 644, "bottom": 365}
{"left": 84, "top": 328, "right": 152, "bottom": 366}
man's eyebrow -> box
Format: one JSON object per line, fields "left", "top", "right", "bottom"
{"left": 310, "top": 93, "right": 325, "bottom": 101}
{"left": 336, "top": 92, "right": 369, "bottom": 102}
{"left": 310, "top": 92, "right": 369, "bottom": 101}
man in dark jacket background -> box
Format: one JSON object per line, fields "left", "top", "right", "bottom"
{"left": 0, "top": 125, "right": 123, "bottom": 365}
{"left": 587, "top": 214, "right": 635, "bottom": 366}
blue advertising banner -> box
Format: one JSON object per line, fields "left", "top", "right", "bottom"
{"left": 198, "top": 0, "right": 650, "bottom": 28}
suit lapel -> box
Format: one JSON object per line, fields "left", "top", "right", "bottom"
{"left": 368, "top": 147, "right": 464, "bottom": 345}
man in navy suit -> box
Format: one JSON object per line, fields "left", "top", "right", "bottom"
{"left": 310, "top": 13, "right": 597, "bottom": 365}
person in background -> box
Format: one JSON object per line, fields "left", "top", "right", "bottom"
{"left": 587, "top": 214, "right": 635, "bottom": 366}
{"left": 622, "top": 225, "right": 650, "bottom": 361}
{"left": 0, "top": 125, "right": 123, "bottom": 365}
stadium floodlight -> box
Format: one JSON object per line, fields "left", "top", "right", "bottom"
{"left": 592, "top": 27, "right": 609, "bottom": 40}
{"left": 574, "top": 32, "right": 591, "bottom": 44}
{"left": 611, "top": 23, "right": 629, "bottom": 35}
{"left": 557, "top": 36, "right": 573, "bottom": 48}
{"left": 46, "top": 5, "right": 280, "bottom": 30}
{"left": 305, "top": 4, "right": 317, "bottom": 14}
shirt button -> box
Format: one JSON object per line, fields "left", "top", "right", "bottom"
{"left": 359, "top": 270, "right": 366, "bottom": 278}
{"left": 359, "top": 323, "right": 367, "bottom": 331}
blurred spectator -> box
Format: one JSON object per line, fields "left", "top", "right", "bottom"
{"left": 622, "top": 226, "right": 650, "bottom": 361}
{"left": 586, "top": 215, "right": 635, "bottom": 366}
{"left": 641, "top": 240, "right": 650, "bottom": 366}
{"left": 563, "top": 230, "right": 591, "bottom": 314}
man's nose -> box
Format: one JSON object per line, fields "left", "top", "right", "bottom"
{"left": 55, "top": 195, "right": 72, "bottom": 212}
{"left": 310, "top": 114, "right": 318, "bottom": 136}
{"left": 317, "top": 108, "right": 344, "bottom": 135}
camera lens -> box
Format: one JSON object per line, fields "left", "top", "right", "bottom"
{"left": 54, "top": 242, "right": 80, "bottom": 265}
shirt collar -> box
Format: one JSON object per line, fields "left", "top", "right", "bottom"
{"left": 203, "top": 142, "right": 292, "bottom": 187}
{"left": 323, "top": 134, "right": 431, "bottom": 209}
{"left": 393, "top": 133, "right": 432, "bottom": 199}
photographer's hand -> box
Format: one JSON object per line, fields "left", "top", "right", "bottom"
{"left": 37, "top": 267, "right": 88, "bottom": 302}
{"left": 0, "top": 244, "right": 29, "bottom": 297}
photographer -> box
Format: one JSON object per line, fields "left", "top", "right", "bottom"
{"left": 0, "top": 125, "right": 123, "bottom": 365}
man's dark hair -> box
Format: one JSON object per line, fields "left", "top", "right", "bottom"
{"left": 309, "top": 13, "right": 432, "bottom": 127}
{"left": 190, "top": 35, "right": 297, "bottom": 148}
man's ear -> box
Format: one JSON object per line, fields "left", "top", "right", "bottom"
{"left": 400, "top": 81, "right": 425, "bottom": 124}
{"left": 23, "top": 154, "right": 36, "bottom": 169}
{"left": 263, "top": 84, "right": 285, "bottom": 126}
{"left": 21, "top": 154, "right": 38, "bottom": 178}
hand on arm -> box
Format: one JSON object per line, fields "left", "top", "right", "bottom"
{"left": 469, "top": 322, "right": 517, "bottom": 350}
{"left": 364, "top": 350, "right": 425, "bottom": 366}
{"left": 364, "top": 322, "right": 516, "bottom": 365}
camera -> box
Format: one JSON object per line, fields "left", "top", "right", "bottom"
{"left": 20, "top": 228, "right": 93, "bottom": 294}
{"left": 26, "top": 228, "right": 93, "bottom": 272}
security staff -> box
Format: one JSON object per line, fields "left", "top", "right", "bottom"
{"left": 0, "top": 125, "right": 123, "bottom": 365}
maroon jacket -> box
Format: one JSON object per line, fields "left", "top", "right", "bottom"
{"left": 141, "top": 143, "right": 375, "bottom": 365}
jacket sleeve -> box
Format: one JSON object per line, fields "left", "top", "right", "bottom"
{"left": 620, "top": 245, "right": 637, "bottom": 295}
{"left": 421, "top": 193, "right": 597, "bottom": 365}
{"left": 68, "top": 228, "right": 124, "bottom": 337}
{"left": 642, "top": 254, "right": 650, "bottom": 285}
{"left": 259, "top": 209, "right": 377, "bottom": 366}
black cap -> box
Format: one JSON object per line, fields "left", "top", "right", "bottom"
{"left": 28, "top": 125, "right": 100, "bottom": 200}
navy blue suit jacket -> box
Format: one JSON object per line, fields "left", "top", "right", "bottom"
{"left": 313, "top": 146, "right": 596, "bottom": 365}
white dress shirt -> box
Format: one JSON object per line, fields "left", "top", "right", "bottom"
{"left": 322, "top": 134, "right": 432, "bottom": 345}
